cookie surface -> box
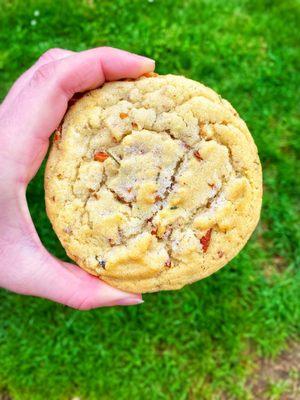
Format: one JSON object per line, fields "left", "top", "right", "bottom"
{"left": 45, "top": 74, "right": 262, "bottom": 293}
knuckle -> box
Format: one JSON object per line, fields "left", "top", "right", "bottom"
{"left": 65, "top": 290, "right": 93, "bottom": 310}
{"left": 99, "top": 46, "right": 114, "bottom": 54}
{"left": 73, "top": 296, "right": 93, "bottom": 311}
{"left": 31, "top": 62, "right": 56, "bottom": 84}
{"left": 39, "top": 47, "right": 64, "bottom": 62}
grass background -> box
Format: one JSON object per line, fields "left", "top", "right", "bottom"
{"left": 0, "top": 0, "right": 299, "bottom": 399}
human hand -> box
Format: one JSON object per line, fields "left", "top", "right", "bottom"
{"left": 0, "top": 47, "right": 155, "bottom": 309}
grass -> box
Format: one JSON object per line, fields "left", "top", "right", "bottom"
{"left": 0, "top": 0, "right": 299, "bottom": 399}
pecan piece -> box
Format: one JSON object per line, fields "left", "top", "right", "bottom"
{"left": 193, "top": 150, "right": 203, "bottom": 161}
{"left": 218, "top": 250, "right": 224, "bottom": 258}
{"left": 143, "top": 72, "right": 158, "bottom": 78}
{"left": 151, "top": 227, "right": 158, "bottom": 235}
{"left": 94, "top": 152, "right": 109, "bottom": 162}
{"left": 200, "top": 229, "right": 212, "bottom": 253}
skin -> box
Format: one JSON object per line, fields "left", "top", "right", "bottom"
{"left": 0, "top": 47, "right": 155, "bottom": 309}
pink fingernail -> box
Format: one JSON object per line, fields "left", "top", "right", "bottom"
{"left": 117, "top": 297, "right": 144, "bottom": 306}
{"left": 139, "top": 55, "right": 155, "bottom": 66}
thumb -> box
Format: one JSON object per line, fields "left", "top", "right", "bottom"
{"left": 31, "top": 254, "right": 144, "bottom": 310}
{"left": 3, "top": 242, "right": 143, "bottom": 309}
{"left": 0, "top": 192, "right": 143, "bottom": 309}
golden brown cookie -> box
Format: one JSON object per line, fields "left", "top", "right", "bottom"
{"left": 45, "top": 74, "right": 262, "bottom": 293}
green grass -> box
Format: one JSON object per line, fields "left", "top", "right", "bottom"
{"left": 0, "top": 0, "right": 299, "bottom": 399}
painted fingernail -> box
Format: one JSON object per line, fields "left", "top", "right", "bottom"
{"left": 117, "top": 297, "right": 144, "bottom": 306}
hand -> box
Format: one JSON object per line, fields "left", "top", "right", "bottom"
{"left": 0, "top": 47, "right": 155, "bottom": 309}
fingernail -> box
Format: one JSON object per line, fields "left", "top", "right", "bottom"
{"left": 139, "top": 55, "right": 155, "bottom": 67}
{"left": 117, "top": 297, "right": 144, "bottom": 306}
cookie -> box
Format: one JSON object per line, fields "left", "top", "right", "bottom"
{"left": 45, "top": 74, "right": 262, "bottom": 293}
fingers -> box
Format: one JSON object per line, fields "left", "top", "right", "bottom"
{"left": 23, "top": 47, "right": 154, "bottom": 135}
{"left": 1, "top": 47, "right": 155, "bottom": 184}
{"left": 2, "top": 48, "right": 74, "bottom": 108}
{"left": 29, "top": 47, "right": 155, "bottom": 96}
{"left": 19, "top": 47, "right": 154, "bottom": 135}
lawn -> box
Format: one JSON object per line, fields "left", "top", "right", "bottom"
{"left": 0, "top": 0, "right": 299, "bottom": 399}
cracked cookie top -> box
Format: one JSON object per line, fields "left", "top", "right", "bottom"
{"left": 45, "top": 74, "right": 262, "bottom": 293}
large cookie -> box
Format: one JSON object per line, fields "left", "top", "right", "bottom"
{"left": 45, "top": 74, "right": 262, "bottom": 293}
